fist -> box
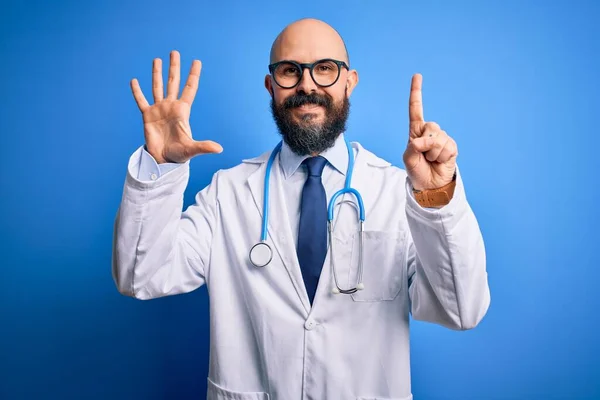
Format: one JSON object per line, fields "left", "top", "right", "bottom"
{"left": 402, "top": 74, "right": 458, "bottom": 191}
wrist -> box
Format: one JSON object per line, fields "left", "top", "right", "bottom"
{"left": 412, "top": 171, "right": 457, "bottom": 208}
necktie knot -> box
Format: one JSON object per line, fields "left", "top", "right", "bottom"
{"left": 304, "top": 156, "right": 327, "bottom": 177}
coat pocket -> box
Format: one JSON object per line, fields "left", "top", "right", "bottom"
{"left": 207, "top": 377, "right": 270, "bottom": 400}
{"left": 347, "top": 230, "right": 407, "bottom": 302}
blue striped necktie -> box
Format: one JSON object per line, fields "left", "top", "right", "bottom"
{"left": 297, "top": 156, "right": 328, "bottom": 305}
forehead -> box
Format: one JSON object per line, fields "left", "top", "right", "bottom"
{"left": 273, "top": 31, "right": 347, "bottom": 63}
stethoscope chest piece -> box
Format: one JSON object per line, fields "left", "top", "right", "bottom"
{"left": 249, "top": 242, "right": 273, "bottom": 267}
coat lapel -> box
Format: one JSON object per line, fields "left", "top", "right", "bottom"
{"left": 245, "top": 150, "right": 311, "bottom": 315}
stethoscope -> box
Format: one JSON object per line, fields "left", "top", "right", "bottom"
{"left": 248, "top": 138, "right": 366, "bottom": 295}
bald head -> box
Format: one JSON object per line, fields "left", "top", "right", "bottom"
{"left": 269, "top": 18, "right": 349, "bottom": 65}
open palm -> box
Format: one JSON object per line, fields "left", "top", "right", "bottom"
{"left": 130, "top": 50, "right": 222, "bottom": 164}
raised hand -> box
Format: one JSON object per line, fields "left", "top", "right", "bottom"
{"left": 130, "top": 50, "right": 223, "bottom": 164}
{"left": 402, "top": 74, "right": 457, "bottom": 191}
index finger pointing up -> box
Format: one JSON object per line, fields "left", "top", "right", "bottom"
{"left": 409, "top": 73, "right": 424, "bottom": 123}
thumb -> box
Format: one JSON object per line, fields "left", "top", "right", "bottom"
{"left": 190, "top": 140, "right": 224, "bottom": 156}
{"left": 407, "top": 136, "right": 435, "bottom": 154}
{"left": 403, "top": 136, "right": 434, "bottom": 169}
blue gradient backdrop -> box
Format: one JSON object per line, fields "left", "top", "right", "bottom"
{"left": 1, "top": 0, "right": 599, "bottom": 399}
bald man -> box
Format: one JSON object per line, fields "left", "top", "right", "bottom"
{"left": 113, "top": 18, "right": 490, "bottom": 400}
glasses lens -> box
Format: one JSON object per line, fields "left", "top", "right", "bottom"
{"left": 312, "top": 60, "right": 340, "bottom": 86}
{"left": 273, "top": 62, "right": 301, "bottom": 88}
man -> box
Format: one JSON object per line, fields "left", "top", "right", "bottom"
{"left": 113, "top": 18, "right": 490, "bottom": 400}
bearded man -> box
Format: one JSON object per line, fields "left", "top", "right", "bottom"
{"left": 113, "top": 17, "right": 490, "bottom": 400}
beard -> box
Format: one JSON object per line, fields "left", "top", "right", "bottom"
{"left": 270, "top": 90, "right": 350, "bottom": 156}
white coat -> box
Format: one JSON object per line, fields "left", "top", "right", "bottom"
{"left": 112, "top": 141, "right": 490, "bottom": 400}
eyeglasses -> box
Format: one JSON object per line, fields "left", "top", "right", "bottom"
{"left": 268, "top": 58, "right": 349, "bottom": 89}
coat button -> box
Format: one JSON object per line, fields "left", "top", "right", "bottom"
{"left": 304, "top": 319, "right": 316, "bottom": 330}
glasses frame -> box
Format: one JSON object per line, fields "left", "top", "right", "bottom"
{"left": 268, "top": 58, "right": 350, "bottom": 89}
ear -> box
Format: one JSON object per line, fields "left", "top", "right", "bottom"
{"left": 345, "top": 69, "right": 359, "bottom": 97}
{"left": 264, "top": 74, "right": 274, "bottom": 97}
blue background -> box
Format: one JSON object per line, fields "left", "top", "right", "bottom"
{"left": 1, "top": 0, "right": 599, "bottom": 399}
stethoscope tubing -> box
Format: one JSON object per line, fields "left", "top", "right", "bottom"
{"left": 252, "top": 138, "right": 366, "bottom": 295}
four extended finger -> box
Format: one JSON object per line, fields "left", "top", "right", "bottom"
{"left": 166, "top": 50, "right": 181, "bottom": 100}
{"left": 181, "top": 60, "right": 202, "bottom": 105}
{"left": 152, "top": 58, "right": 164, "bottom": 103}
{"left": 130, "top": 78, "right": 149, "bottom": 112}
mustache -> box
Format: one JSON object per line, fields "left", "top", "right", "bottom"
{"left": 283, "top": 93, "right": 331, "bottom": 109}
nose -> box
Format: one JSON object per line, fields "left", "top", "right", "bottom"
{"left": 295, "top": 66, "right": 318, "bottom": 94}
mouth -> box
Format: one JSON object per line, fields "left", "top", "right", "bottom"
{"left": 295, "top": 103, "right": 323, "bottom": 112}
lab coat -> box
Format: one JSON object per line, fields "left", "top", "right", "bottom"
{"left": 112, "top": 141, "right": 490, "bottom": 400}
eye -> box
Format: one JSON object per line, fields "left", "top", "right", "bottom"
{"left": 275, "top": 62, "right": 300, "bottom": 77}
{"left": 283, "top": 66, "right": 298, "bottom": 75}
{"left": 314, "top": 61, "right": 337, "bottom": 75}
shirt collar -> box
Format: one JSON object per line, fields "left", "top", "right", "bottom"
{"left": 279, "top": 133, "right": 349, "bottom": 179}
